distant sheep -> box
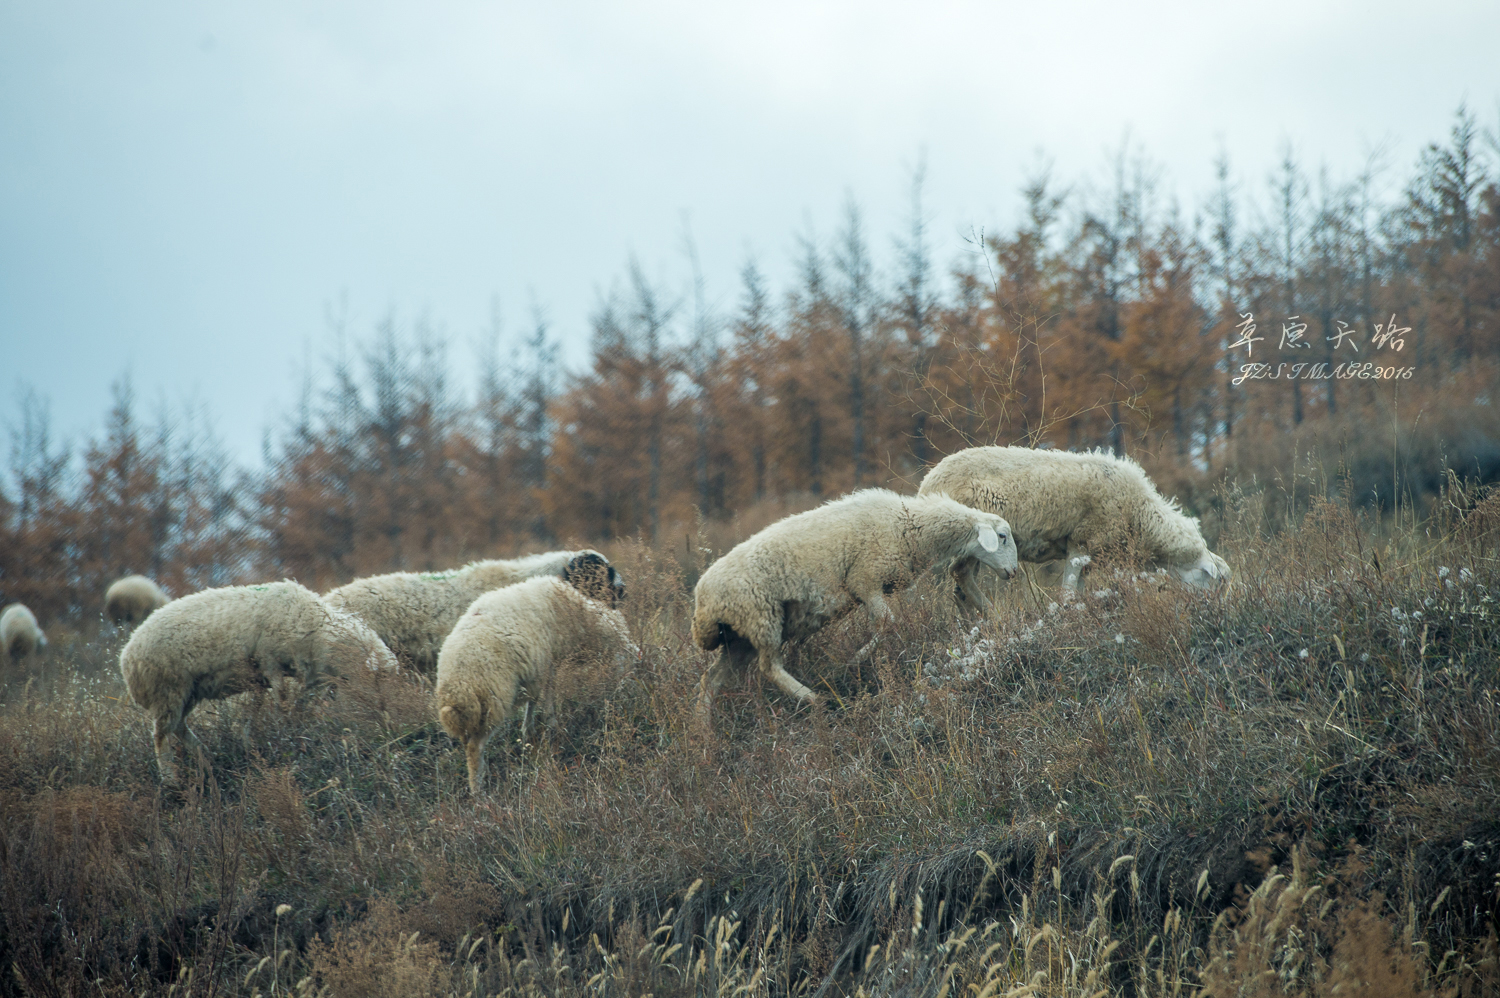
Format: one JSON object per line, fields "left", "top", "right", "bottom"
{"left": 2, "top": 604, "right": 47, "bottom": 659}
{"left": 105, "top": 575, "right": 170, "bottom": 626}
{"left": 325, "top": 549, "right": 624, "bottom": 670}
{"left": 435, "top": 553, "right": 636, "bottom": 793}
{"left": 917, "top": 446, "right": 1230, "bottom": 595}
{"left": 691, "top": 488, "right": 1018, "bottom": 721}
{"left": 120, "top": 581, "right": 398, "bottom": 781}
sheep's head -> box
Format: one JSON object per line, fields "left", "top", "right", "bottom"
{"left": 967, "top": 513, "right": 1019, "bottom": 579}
{"left": 1170, "top": 551, "right": 1231, "bottom": 589}
{"left": 318, "top": 610, "right": 399, "bottom": 676}
{"left": 564, "top": 552, "right": 626, "bottom": 607}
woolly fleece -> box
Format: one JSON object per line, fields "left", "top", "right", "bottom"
{"left": 918, "top": 446, "right": 1231, "bottom": 591}
{"left": 105, "top": 574, "right": 170, "bottom": 625}
{"left": 325, "top": 549, "right": 622, "bottom": 670}
{"left": 2, "top": 604, "right": 46, "bottom": 659}
{"left": 691, "top": 488, "right": 1018, "bottom": 720}
{"left": 435, "top": 575, "right": 636, "bottom": 793}
{"left": 120, "top": 580, "right": 398, "bottom": 781}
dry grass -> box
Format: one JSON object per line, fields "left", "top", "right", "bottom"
{"left": 2, "top": 483, "right": 1498, "bottom": 996}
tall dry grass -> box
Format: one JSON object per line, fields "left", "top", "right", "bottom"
{"left": 1, "top": 484, "right": 1498, "bottom": 996}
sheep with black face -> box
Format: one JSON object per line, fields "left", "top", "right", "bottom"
{"left": 434, "top": 553, "right": 636, "bottom": 794}
{"left": 325, "top": 549, "right": 625, "bottom": 670}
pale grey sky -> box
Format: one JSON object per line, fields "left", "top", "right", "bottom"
{"left": 3, "top": 1, "right": 1497, "bottom": 468}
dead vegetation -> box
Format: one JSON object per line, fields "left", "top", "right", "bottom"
{"left": 1, "top": 487, "right": 1498, "bottom": 996}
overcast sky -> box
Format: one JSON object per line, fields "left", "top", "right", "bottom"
{"left": 3, "top": 1, "right": 1497, "bottom": 469}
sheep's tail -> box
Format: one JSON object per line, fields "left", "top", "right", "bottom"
{"left": 438, "top": 692, "right": 483, "bottom": 740}
{"left": 691, "top": 610, "right": 723, "bottom": 652}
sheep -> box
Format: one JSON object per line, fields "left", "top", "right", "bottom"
{"left": 917, "top": 446, "right": 1231, "bottom": 598}
{"left": 434, "top": 552, "right": 636, "bottom": 794}
{"left": 325, "top": 549, "right": 624, "bottom": 671}
{"left": 120, "top": 580, "right": 398, "bottom": 782}
{"left": 2, "top": 604, "right": 47, "bottom": 659}
{"left": 691, "top": 488, "right": 1019, "bottom": 722}
{"left": 105, "top": 574, "right": 170, "bottom": 626}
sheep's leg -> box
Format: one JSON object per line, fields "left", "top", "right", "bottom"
{"left": 850, "top": 595, "right": 897, "bottom": 665}
{"left": 239, "top": 689, "right": 266, "bottom": 756}
{"left": 695, "top": 644, "right": 746, "bottom": 725}
{"left": 694, "top": 664, "right": 725, "bottom": 722}
{"left": 153, "top": 713, "right": 206, "bottom": 783}
{"left": 1062, "top": 549, "right": 1093, "bottom": 591}
{"left": 152, "top": 717, "right": 180, "bottom": 784}
{"left": 464, "top": 732, "right": 490, "bottom": 795}
{"left": 951, "top": 558, "right": 994, "bottom": 614}
{"left": 759, "top": 647, "right": 817, "bottom": 704}
{"left": 518, "top": 698, "right": 540, "bottom": 744}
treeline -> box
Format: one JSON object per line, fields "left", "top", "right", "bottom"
{"left": 5, "top": 107, "right": 1499, "bottom": 620}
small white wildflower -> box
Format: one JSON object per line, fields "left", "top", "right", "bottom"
{"left": 276, "top": 904, "right": 293, "bottom": 918}
{"left": 1412, "top": 610, "right": 1422, "bottom": 619}
{"left": 1424, "top": 598, "right": 1434, "bottom": 608}
{"left": 1460, "top": 568, "right": 1474, "bottom": 583}
{"left": 1298, "top": 648, "right": 1310, "bottom": 659}
{"left": 1093, "top": 589, "right": 1114, "bottom": 599}
{"left": 1438, "top": 566, "right": 1450, "bottom": 579}
{"left": 1390, "top": 606, "right": 1407, "bottom": 621}
{"left": 1048, "top": 601, "right": 1060, "bottom": 615}
{"left": 1115, "top": 633, "right": 1126, "bottom": 645}
{"left": 1360, "top": 653, "right": 1370, "bottom": 663}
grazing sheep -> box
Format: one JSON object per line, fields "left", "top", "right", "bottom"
{"left": 435, "top": 553, "right": 636, "bottom": 794}
{"left": 691, "top": 488, "right": 1019, "bottom": 721}
{"left": 120, "top": 581, "right": 398, "bottom": 781}
{"left": 325, "top": 549, "right": 624, "bottom": 670}
{"left": 917, "top": 446, "right": 1231, "bottom": 596}
{"left": 105, "top": 575, "right": 170, "bottom": 626}
{"left": 2, "top": 604, "right": 47, "bottom": 659}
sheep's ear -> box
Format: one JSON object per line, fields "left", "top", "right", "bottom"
{"left": 977, "top": 525, "right": 1000, "bottom": 552}
{"left": 1202, "top": 555, "right": 1220, "bottom": 579}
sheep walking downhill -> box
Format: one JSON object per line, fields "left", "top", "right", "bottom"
{"left": 691, "top": 488, "right": 1019, "bottom": 723}
{"left": 918, "top": 445, "right": 1231, "bottom": 595}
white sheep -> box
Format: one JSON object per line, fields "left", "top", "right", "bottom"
{"left": 434, "top": 554, "right": 636, "bottom": 794}
{"left": 120, "top": 580, "right": 398, "bottom": 781}
{"left": 917, "top": 446, "right": 1230, "bottom": 596}
{"left": 105, "top": 574, "right": 170, "bottom": 626}
{"left": 2, "top": 603, "right": 47, "bottom": 659}
{"left": 325, "top": 549, "right": 624, "bottom": 670}
{"left": 691, "top": 488, "right": 1019, "bottom": 721}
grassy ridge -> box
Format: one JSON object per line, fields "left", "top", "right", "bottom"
{"left": 2, "top": 487, "right": 1498, "bottom": 996}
